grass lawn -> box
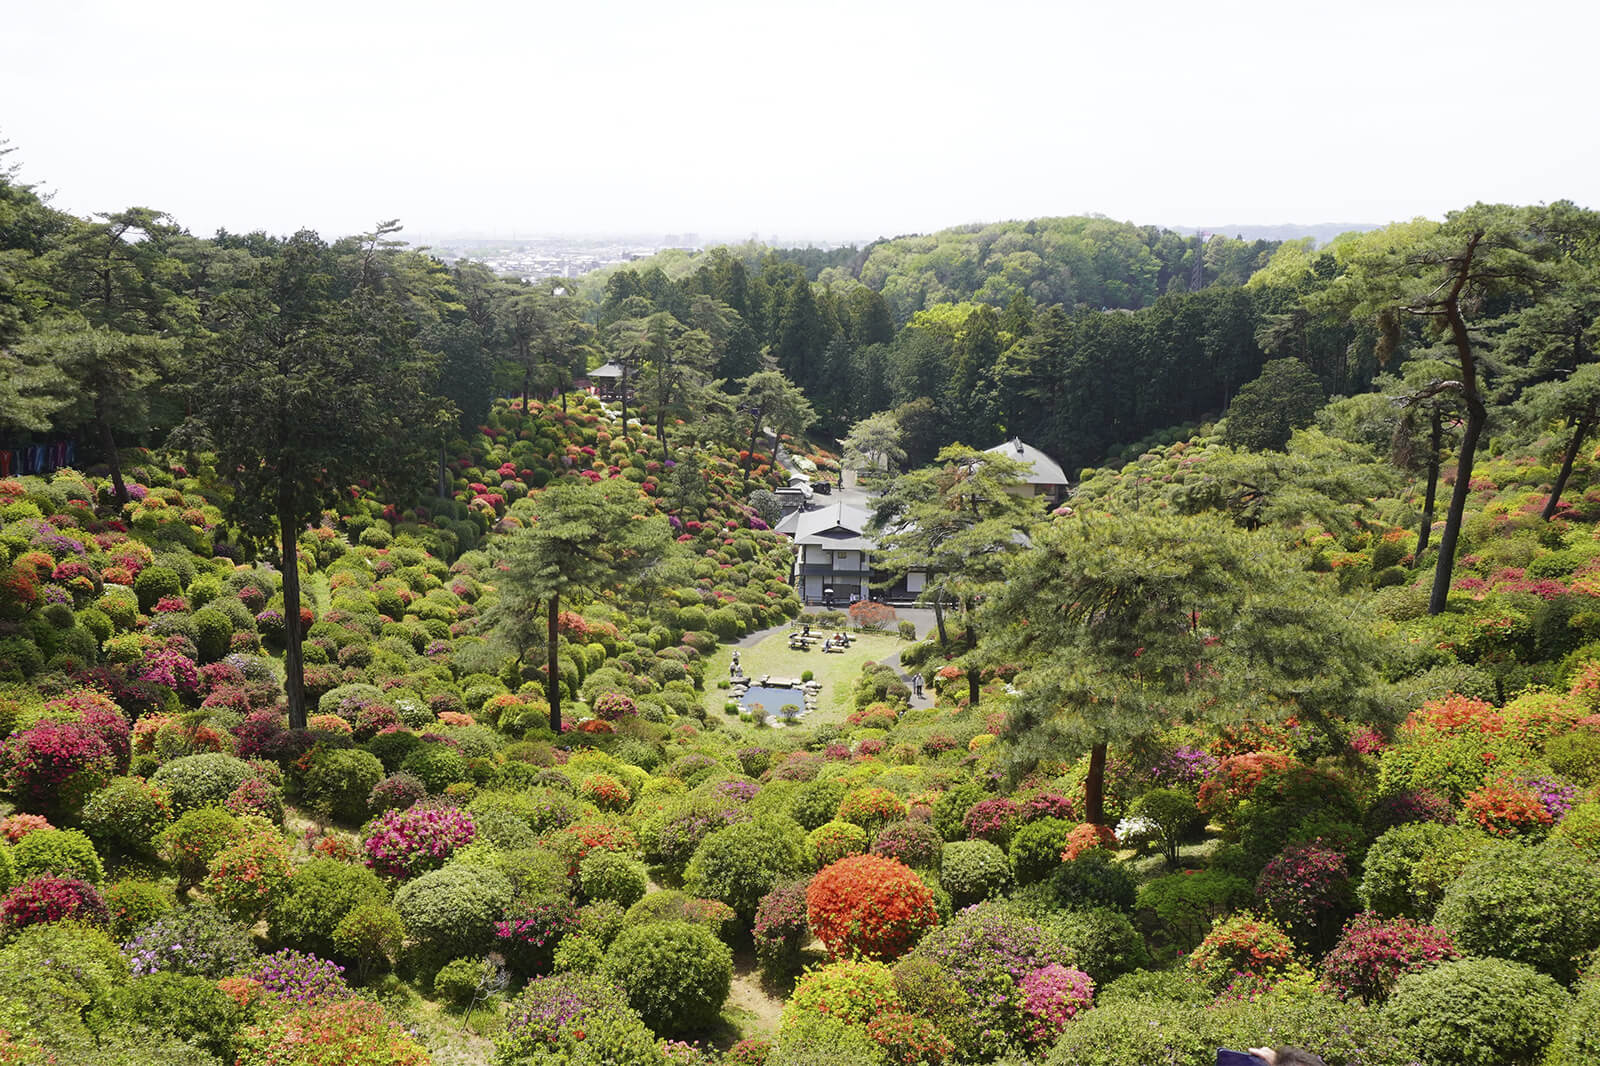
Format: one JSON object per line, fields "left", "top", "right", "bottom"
{"left": 701, "top": 629, "right": 908, "bottom": 732}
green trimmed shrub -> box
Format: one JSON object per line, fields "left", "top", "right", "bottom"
{"left": 331, "top": 902, "right": 405, "bottom": 978}
{"left": 394, "top": 864, "right": 513, "bottom": 958}
{"left": 1359, "top": 821, "right": 1494, "bottom": 920}
{"left": 939, "top": 839, "right": 1012, "bottom": 908}
{"left": 151, "top": 752, "right": 255, "bottom": 813}
{"left": 108, "top": 970, "right": 247, "bottom": 1061}
{"left": 13, "top": 828, "right": 103, "bottom": 884}
{"left": 686, "top": 817, "right": 809, "bottom": 921}
{"left": 268, "top": 857, "right": 389, "bottom": 957}
{"left": 1051, "top": 850, "right": 1136, "bottom": 912}
{"left": 1546, "top": 971, "right": 1600, "bottom": 1065}
{"left": 1384, "top": 956, "right": 1568, "bottom": 1066}
{"left": 576, "top": 850, "right": 648, "bottom": 908}
{"left": 302, "top": 748, "right": 385, "bottom": 822}
{"left": 81, "top": 775, "right": 173, "bottom": 856}
{"left": 1435, "top": 844, "right": 1600, "bottom": 984}
{"left": 104, "top": 878, "right": 174, "bottom": 939}
{"left": 134, "top": 566, "right": 182, "bottom": 612}
{"left": 603, "top": 920, "right": 732, "bottom": 1035}
{"left": 434, "top": 955, "right": 494, "bottom": 1008}
{"left": 1008, "top": 817, "right": 1074, "bottom": 885}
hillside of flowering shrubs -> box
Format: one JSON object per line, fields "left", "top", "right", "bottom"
{"left": 8, "top": 387, "right": 1600, "bottom": 1066}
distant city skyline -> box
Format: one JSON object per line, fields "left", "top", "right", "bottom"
{"left": 4, "top": 0, "right": 1596, "bottom": 243}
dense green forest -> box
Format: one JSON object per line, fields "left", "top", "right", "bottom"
{"left": 10, "top": 138, "right": 1600, "bottom": 1066}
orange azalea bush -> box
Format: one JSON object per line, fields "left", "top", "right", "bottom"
{"left": 1059, "top": 822, "right": 1116, "bottom": 861}
{"left": 1462, "top": 780, "right": 1553, "bottom": 838}
{"left": 1403, "top": 693, "right": 1503, "bottom": 737}
{"left": 235, "top": 997, "right": 430, "bottom": 1066}
{"left": 806, "top": 855, "right": 938, "bottom": 961}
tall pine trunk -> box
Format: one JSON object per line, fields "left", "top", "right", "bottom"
{"left": 279, "top": 494, "right": 307, "bottom": 729}
{"left": 547, "top": 594, "right": 561, "bottom": 733}
{"left": 1415, "top": 408, "right": 1441, "bottom": 562}
{"left": 964, "top": 602, "right": 980, "bottom": 708}
{"left": 96, "top": 395, "right": 128, "bottom": 506}
{"left": 1085, "top": 742, "right": 1108, "bottom": 826}
{"left": 1427, "top": 231, "right": 1486, "bottom": 618}
{"left": 1544, "top": 404, "right": 1595, "bottom": 520}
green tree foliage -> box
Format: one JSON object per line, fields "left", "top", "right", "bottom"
{"left": 486, "top": 477, "right": 672, "bottom": 731}
{"left": 179, "top": 227, "right": 450, "bottom": 727}
{"left": 984, "top": 510, "right": 1382, "bottom": 823}
{"left": 871, "top": 444, "right": 1036, "bottom": 705}
{"left": 1222, "top": 358, "right": 1325, "bottom": 451}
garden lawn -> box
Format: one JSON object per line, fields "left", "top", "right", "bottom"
{"left": 701, "top": 630, "right": 907, "bottom": 730}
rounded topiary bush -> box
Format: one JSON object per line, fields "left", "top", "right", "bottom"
{"left": 1187, "top": 912, "right": 1302, "bottom": 995}
{"left": 602, "top": 920, "right": 732, "bottom": 1036}
{"left": 302, "top": 748, "right": 385, "bottom": 823}
{"left": 393, "top": 865, "right": 513, "bottom": 959}
{"left": 1359, "top": 821, "right": 1494, "bottom": 919}
{"left": 1435, "top": 843, "right": 1600, "bottom": 984}
{"left": 1008, "top": 817, "right": 1074, "bottom": 885}
{"left": 788, "top": 957, "right": 901, "bottom": 1029}
{"left": 125, "top": 903, "right": 258, "bottom": 977}
{"left": 434, "top": 955, "right": 493, "bottom": 1008}
{"left": 1383, "top": 956, "right": 1568, "bottom": 1066}
{"left": 151, "top": 753, "right": 255, "bottom": 813}
{"left": 686, "top": 817, "right": 809, "bottom": 922}
{"left": 81, "top": 776, "right": 173, "bottom": 856}
{"left": 361, "top": 803, "right": 476, "bottom": 879}
{"left": 754, "top": 878, "right": 811, "bottom": 984}
{"left": 871, "top": 820, "right": 943, "bottom": 870}
{"left": 1254, "top": 841, "right": 1354, "bottom": 946}
{"left": 267, "top": 857, "right": 389, "bottom": 957}
{"left": 497, "top": 972, "right": 659, "bottom": 1065}
{"left": 807, "top": 854, "right": 938, "bottom": 962}
{"left": 576, "top": 850, "right": 647, "bottom": 908}
{"left": 0, "top": 875, "right": 109, "bottom": 928}
{"left": 939, "top": 839, "right": 1012, "bottom": 908}
{"left": 837, "top": 786, "right": 906, "bottom": 836}
{"left": 104, "top": 878, "right": 174, "bottom": 939}
{"left": 13, "top": 827, "right": 104, "bottom": 884}
{"left": 495, "top": 894, "right": 577, "bottom": 979}
{"left": 1050, "top": 850, "right": 1136, "bottom": 912}
{"left": 806, "top": 820, "right": 868, "bottom": 868}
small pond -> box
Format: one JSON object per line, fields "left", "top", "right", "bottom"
{"left": 740, "top": 685, "right": 805, "bottom": 715}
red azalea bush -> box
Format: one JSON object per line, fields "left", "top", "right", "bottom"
{"left": 580, "top": 773, "right": 631, "bottom": 812}
{"left": 201, "top": 829, "right": 295, "bottom": 921}
{"left": 1018, "top": 964, "right": 1094, "bottom": 1047}
{"left": 806, "top": 855, "right": 938, "bottom": 961}
{"left": 1197, "top": 750, "right": 1297, "bottom": 822}
{"left": 360, "top": 803, "right": 476, "bottom": 879}
{"left": 0, "top": 719, "right": 118, "bottom": 812}
{"left": 1463, "top": 780, "right": 1554, "bottom": 837}
{"left": 1320, "top": 912, "right": 1459, "bottom": 1003}
{"left": 1, "top": 875, "right": 109, "bottom": 928}
{"left": 1255, "top": 842, "right": 1355, "bottom": 944}
{"left": 1187, "top": 912, "right": 1302, "bottom": 993}
{"left": 1059, "top": 821, "right": 1117, "bottom": 861}
{"left": 1403, "top": 692, "right": 1503, "bottom": 737}
{"left": 962, "top": 797, "right": 1022, "bottom": 845}
{"left": 234, "top": 997, "right": 429, "bottom": 1066}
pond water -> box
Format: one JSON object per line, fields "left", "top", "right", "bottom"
{"left": 740, "top": 685, "right": 805, "bottom": 715}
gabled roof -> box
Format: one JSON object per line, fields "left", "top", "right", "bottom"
{"left": 587, "top": 362, "right": 625, "bottom": 380}
{"left": 986, "top": 438, "right": 1069, "bottom": 486}
{"left": 788, "top": 501, "right": 877, "bottom": 551}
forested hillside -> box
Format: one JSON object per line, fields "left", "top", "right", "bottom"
{"left": 10, "top": 138, "right": 1600, "bottom": 1066}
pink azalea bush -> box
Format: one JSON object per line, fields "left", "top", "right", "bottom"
{"left": 361, "top": 803, "right": 476, "bottom": 879}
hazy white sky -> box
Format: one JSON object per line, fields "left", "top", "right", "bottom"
{"left": 3, "top": 0, "right": 1596, "bottom": 243}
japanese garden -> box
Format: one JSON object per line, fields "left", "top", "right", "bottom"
{"left": 7, "top": 150, "right": 1600, "bottom": 1066}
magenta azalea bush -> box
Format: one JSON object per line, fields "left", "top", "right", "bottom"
{"left": 0, "top": 719, "right": 118, "bottom": 812}
{"left": 1019, "top": 963, "right": 1094, "bottom": 1046}
{"left": 0, "top": 875, "right": 109, "bottom": 928}
{"left": 361, "top": 803, "right": 476, "bottom": 878}
{"left": 1320, "top": 912, "right": 1459, "bottom": 1003}
{"left": 1255, "top": 842, "right": 1354, "bottom": 945}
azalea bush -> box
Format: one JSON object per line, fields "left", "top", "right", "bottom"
{"left": 787, "top": 957, "right": 901, "bottom": 1028}
{"left": 361, "top": 803, "right": 476, "bottom": 879}
{"left": 1187, "top": 912, "right": 1304, "bottom": 995}
{"left": 1320, "top": 912, "right": 1458, "bottom": 1003}
{"left": 807, "top": 854, "right": 939, "bottom": 961}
